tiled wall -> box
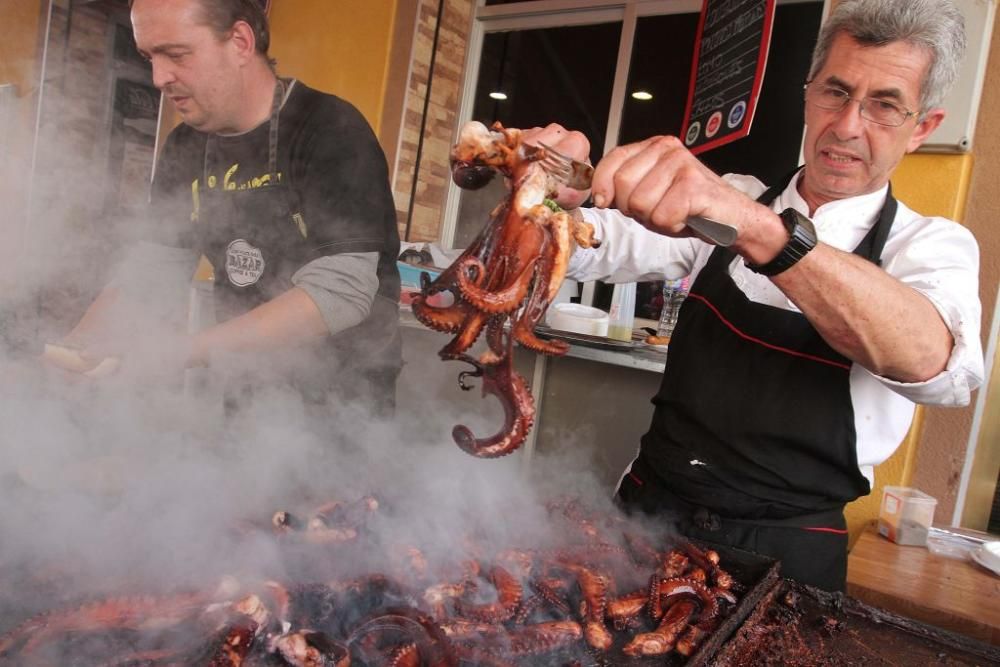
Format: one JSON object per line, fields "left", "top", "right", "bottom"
{"left": 392, "top": 0, "right": 472, "bottom": 243}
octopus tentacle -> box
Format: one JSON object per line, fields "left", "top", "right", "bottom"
{"left": 410, "top": 293, "right": 471, "bottom": 334}
{"left": 504, "top": 620, "right": 582, "bottom": 656}
{"left": 455, "top": 565, "right": 523, "bottom": 624}
{"left": 623, "top": 598, "right": 697, "bottom": 657}
{"left": 451, "top": 356, "right": 535, "bottom": 458}
{"left": 347, "top": 606, "right": 457, "bottom": 667}
{"left": 455, "top": 255, "right": 539, "bottom": 314}
{"left": 0, "top": 592, "right": 212, "bottom": 658}
{"left": 437, "top": 309, "right": 492, "bottom": 359}
{"left": 273, "top": 630, "right": 351, "bottom": 667}
{"left": 606, "top": 590, "right": 648, "bottom": 630}
{"left": 559, "top": 563, "right": 613, "bottom": 652}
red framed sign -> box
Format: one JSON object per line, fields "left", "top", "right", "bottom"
{"left": 680, "top": 0, "right": 776, "bottom": 156}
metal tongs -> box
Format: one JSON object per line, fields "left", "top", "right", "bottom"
{"left": 538, "top": 142, "right": 738, "bottom": 247}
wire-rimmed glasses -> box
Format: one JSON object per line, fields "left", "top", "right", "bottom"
{"left": 804, "top": 82, "right": 918, "bottom": 127}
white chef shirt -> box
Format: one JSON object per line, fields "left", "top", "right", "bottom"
{"left": 568, "top": 171, "right": 984, "bottom": 484}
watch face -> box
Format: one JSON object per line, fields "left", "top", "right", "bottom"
{"left": 783, "top": 208, "right": 817, "bottom": 243}
{"left": 747, "top": 209, "right": 817, "bottom": 276}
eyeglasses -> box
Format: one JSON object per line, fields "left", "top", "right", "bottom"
{"left": 803, "top": 82, "right": 918, "bottom": 127}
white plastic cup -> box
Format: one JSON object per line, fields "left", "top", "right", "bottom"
{"left": 607, "top": 282, "right": 636, "bottom": 341}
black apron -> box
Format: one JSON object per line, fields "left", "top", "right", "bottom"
{"left": 197, "top": 81, "right": 400, "bottom": 418}
{"left": 617, "top": 169, "right": 897, "bottom": 591}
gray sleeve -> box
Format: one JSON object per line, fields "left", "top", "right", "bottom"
{"left": 292, "top": 252, "right": 379, "bottom": 335}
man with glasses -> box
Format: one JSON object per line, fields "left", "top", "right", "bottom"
{"left": 532, "top": 0, "right": 983, "bottom": 590}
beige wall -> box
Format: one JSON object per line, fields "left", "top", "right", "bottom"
{"left": 268, "top": 0, "right": 397, "bottom": 135}
{"left": 915, "top": 6, "right": 1000, "bottom": 527}
{"left": 0, "top": 0, "right": 44, "bottom": 280}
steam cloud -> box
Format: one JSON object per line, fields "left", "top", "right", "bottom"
{"left": 0, "top": 4, "right": 642, "bottom": 645}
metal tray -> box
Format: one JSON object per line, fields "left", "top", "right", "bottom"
{"left": 709, "top": 579, "right": 1000, "bottom": 666}
{"left": 534, "top": 325, "right": 636, "bottom": 351}
{"left": 684, "top": 540, "right": 781, "bottom": 667}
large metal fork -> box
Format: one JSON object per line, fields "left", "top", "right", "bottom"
{"left": 537, "top": 142, "right": 738, "bottom": 247}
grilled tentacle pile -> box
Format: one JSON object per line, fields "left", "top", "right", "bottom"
{"left": 0, "top": 497, "right": 741, "bottom": 665}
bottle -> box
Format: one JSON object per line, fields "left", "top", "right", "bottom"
{"left": 657, "top": 276, "right": 690, "bottom": 340}
{"left": 607, "top": 282, "right": 636, "bottom": 341}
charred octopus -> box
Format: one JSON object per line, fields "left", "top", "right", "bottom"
{"left": 411, "top": 121, "right": 599, "bottom": 458}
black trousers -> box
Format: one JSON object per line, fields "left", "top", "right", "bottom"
{"left": 616, "top": 468, "right": 849, "bottom": 592}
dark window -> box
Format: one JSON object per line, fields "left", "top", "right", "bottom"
{"left": 455, "top": 21, "right": 621, "bottom": 249}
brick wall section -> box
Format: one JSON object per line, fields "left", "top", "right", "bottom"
{"left": 393, "top": 0, "right": 472, "bottom": 243}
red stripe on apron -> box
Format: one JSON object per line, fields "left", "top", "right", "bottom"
{"left": 684, "top": 292, "right": 852, "bottom": 371}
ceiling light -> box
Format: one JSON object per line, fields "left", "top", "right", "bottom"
{"left": 489, "top": 91, "right": 508, "bottom": 100}
{"left": 631, "top": 90, "right": 653, "bottom": 101}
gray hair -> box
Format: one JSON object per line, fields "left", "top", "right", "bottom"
{"left": 808, "top": 0, "right": 966, "bottom": 116}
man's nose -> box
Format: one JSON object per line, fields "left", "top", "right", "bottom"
{"left": 150, "top": 59, "right": 175, "bottom": 90}
{"left": 829, "top": 98, "right": 865, "bottom": 138}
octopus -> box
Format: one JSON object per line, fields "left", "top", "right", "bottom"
{"left": 411, "top": 121, "right": 599, "bottom": 458}
{"left": 0, "top": 495, "right": 744, "bottom": 665}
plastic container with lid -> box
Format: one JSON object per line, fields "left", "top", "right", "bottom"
{"left": 878, "top": 486, "right": 937, "bottom": 546}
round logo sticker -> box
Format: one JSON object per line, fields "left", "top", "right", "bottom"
{"left": 684, "top": 122, "right": 701, "bottom": 146}
{"left": 728, "top": 100, "right": 747, "bottom": 128}
{"left": 226, "top": 239, "right": 265, "bottom": 287}
{"left": 706, "top": 111, "right": 723, "bottom": 138}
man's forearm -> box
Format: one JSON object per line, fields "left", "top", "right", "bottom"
{"left": 772, "top": 244, "right": 953, "bottom": 382}
{"left": 64, "top": 284, "right": 121, "bottom": 345}
{"left": 188, "top": 287, "right": 329, "bottom": 365}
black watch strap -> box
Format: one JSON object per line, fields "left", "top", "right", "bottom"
{"left": 745, "top": 208, "right": 817, "bottom": 276}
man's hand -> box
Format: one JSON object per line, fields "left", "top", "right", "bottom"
{"left": 521, "top": 123, "right": 592, "bottom": 210}
{"left": 590, "top": 135, "right": 785, "bottom": 262}
{"left": 43, "top": 332, "right": 193, "bottom": 381}
{"left": 41, "top": 342, "right": 120, "bottom": 378}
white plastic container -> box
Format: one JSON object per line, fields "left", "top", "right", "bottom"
{"left": 607, "top": 282, "right": 636, "bottom": 342}
{"left": 546, "top": 303, "right": 609, "bottom": 336}
{"left": 878, "top": 486, "right": 937, "bottom": 546}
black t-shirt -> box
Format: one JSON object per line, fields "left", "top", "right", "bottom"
{"left": 150, "top": 81, "right": 401, "bottom": 409}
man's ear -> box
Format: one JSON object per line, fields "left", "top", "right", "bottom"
{"left": 906, "top": 107, "right": 945, "bottom": 153}
{"left": 229, "top": 20, "right": 257, "bottom": 64}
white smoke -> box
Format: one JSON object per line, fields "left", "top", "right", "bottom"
{"left": 0, "top": 4, "right": 646, "bottom": 654}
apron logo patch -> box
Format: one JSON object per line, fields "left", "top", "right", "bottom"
{"left": 225, "top": 239, "right": 265, "bottom": 287}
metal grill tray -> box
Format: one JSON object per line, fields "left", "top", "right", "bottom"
{"left": 709, "top": 578, "right": 1000, "bottom": 666}
{"left": 534, "top": 325, "right": 637, "bottom": 351}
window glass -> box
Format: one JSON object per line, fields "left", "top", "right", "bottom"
{"left": 454, "top": 22, "right": 621, "bottom": 249}
{"left": 618, "top": 13, "right": 699, "bottom": 144}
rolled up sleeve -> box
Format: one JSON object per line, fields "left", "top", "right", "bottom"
{"left": 874, "top": 220, "right": 984, "bottom": 406}
{"left": 292, "top": 252, "right": 379, "bottom": 335}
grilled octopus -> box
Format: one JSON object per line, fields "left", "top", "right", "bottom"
{"left": 411, "top": 121, "right": 599, "bottom": 458}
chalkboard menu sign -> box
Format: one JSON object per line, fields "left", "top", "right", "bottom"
{"left": 681, "top": 0, "right": 776, "bottom": 155}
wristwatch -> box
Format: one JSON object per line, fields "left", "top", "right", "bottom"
{"left": 745, "top": 208, "right": 817, "bottom": 276}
